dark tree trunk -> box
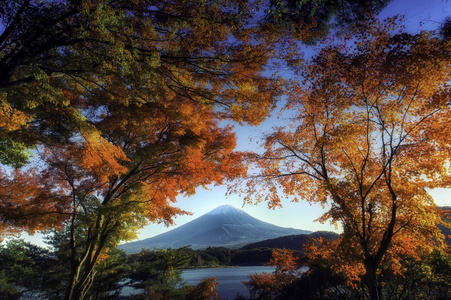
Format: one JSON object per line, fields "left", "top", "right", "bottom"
{"left": 365, "top": 261, "right": 381, "bottom": 300}
{"left": 65, "top": 272, "right": 94, "bottom": 300}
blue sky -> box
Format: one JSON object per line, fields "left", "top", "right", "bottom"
{"left": 20, "top": 0, "right": 451, "bottom": 247}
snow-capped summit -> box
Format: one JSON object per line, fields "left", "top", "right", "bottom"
{"left": 206, "top": 205, "right": 245, "bottom": 215}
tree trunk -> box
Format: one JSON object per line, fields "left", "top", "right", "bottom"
{"left": 65, "top": 278, "right": 76, "bottom": 300}
{"left": 65, "top": 260, "right": 81, "bottom": 300}
{"left": 65, "top": 276, "right": 93, "bottom": 300}
{"left": 65, "top": 286, "right": 81, "bottom": 300}
{"left": 365, "top": 262, "right": 380, "bottom": 300}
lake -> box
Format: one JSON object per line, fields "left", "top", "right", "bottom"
{"left": 182, "top": 266, "right": 274, "bottom": 300}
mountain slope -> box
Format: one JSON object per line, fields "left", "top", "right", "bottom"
{"left": 438, "top": 206, "right": 451, "bottom": 245}
{"left": 240, "top": 231, "right": 339, "bottom": 251}
{"left": 119, "top": 205, "right": 310, "bottom": 253}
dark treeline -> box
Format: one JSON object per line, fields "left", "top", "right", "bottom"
{"left": 190, "top": 231, "right": 340, "bottom": 267}
{"left": 188, "top": 246, "right": 278, "bottom": 268}
{"left": 241, "top": 232, "right": 340, "bottom": 252}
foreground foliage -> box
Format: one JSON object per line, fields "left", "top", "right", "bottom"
{"left": 0, "top": 239, "right": 220, "bottom": 300}
{"left": 242, "top": 246, "right": 451, "bottom": 300}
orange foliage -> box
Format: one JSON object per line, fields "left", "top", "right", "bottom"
{"left": 245, "top": 248, "right": 301, "bottom": 298}
{"left": 242, "top": 17, "right": 451, "bottom": 297}
{"left": 0, "top": 101, "right": 30, "bottom": 132}
{"left": 304, "top": 237, "right": 366, "bottom": 288}
{"left": 183, "top": 277, "right": 220, "bottom": 300}
{"left": 0, "top": 168, "right": 70, "bottom": 240}
{"left": 27, "top": 78, "right": 252, "bottom": 300}
{"left": 270, "top": 248, "right": 300, "bottom": 275}
{"left": 77, "top": 128, "right": 129, "bottom": 181}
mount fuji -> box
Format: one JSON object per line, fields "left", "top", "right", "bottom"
{"left": 119, "top": 205, "right": 310, "bottom": 253}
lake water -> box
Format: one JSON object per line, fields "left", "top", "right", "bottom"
{"left": 182, "top": 266, "right": 274, "bottom": 300}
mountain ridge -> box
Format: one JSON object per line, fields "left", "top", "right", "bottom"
{"left": 240, "top": 231, "right": 340, "bottom": 251}
{"left": 119, "top": 205, "right": 311, "bottom": 253}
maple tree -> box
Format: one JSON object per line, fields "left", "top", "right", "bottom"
{"left": 242, "top": 18, "right": 451, "bottom": 300}
{"left": 244, "top": 246, "right": 354, "bottom": 299}
{"left": 245, "top": 242, "right": 451, "bottom": 299}
{"left": 37, "top": 101, "right": 247, "bottom": 299}
{"left": 183, "top": 277, "right": 220, "bottom": 300}
{"left": 0, "top": 0, "right": 294, "bottom": 234}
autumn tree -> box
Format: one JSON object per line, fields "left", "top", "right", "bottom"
{"left": 376, "top": 248, "right": 451, "bottom": 299}
{"left": 1, "top": 1, "right": 270, "bottom": 298}
{"left": 0, "top": 168, "right": 70, "bottom": 240}
{"left": 35, "top": 98, "right": 251, "bottom": 300}
{"left": 183, "top": 277, "right": 220, "bottom": 300}
{"left": 242, "top": 18, "right": 451, "bottom": 300}
{"left": 0, "top": 0, "right": 278, "bottom": 167}
{"left": 243, "top": 246, "right": 354, "bottom": 300}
